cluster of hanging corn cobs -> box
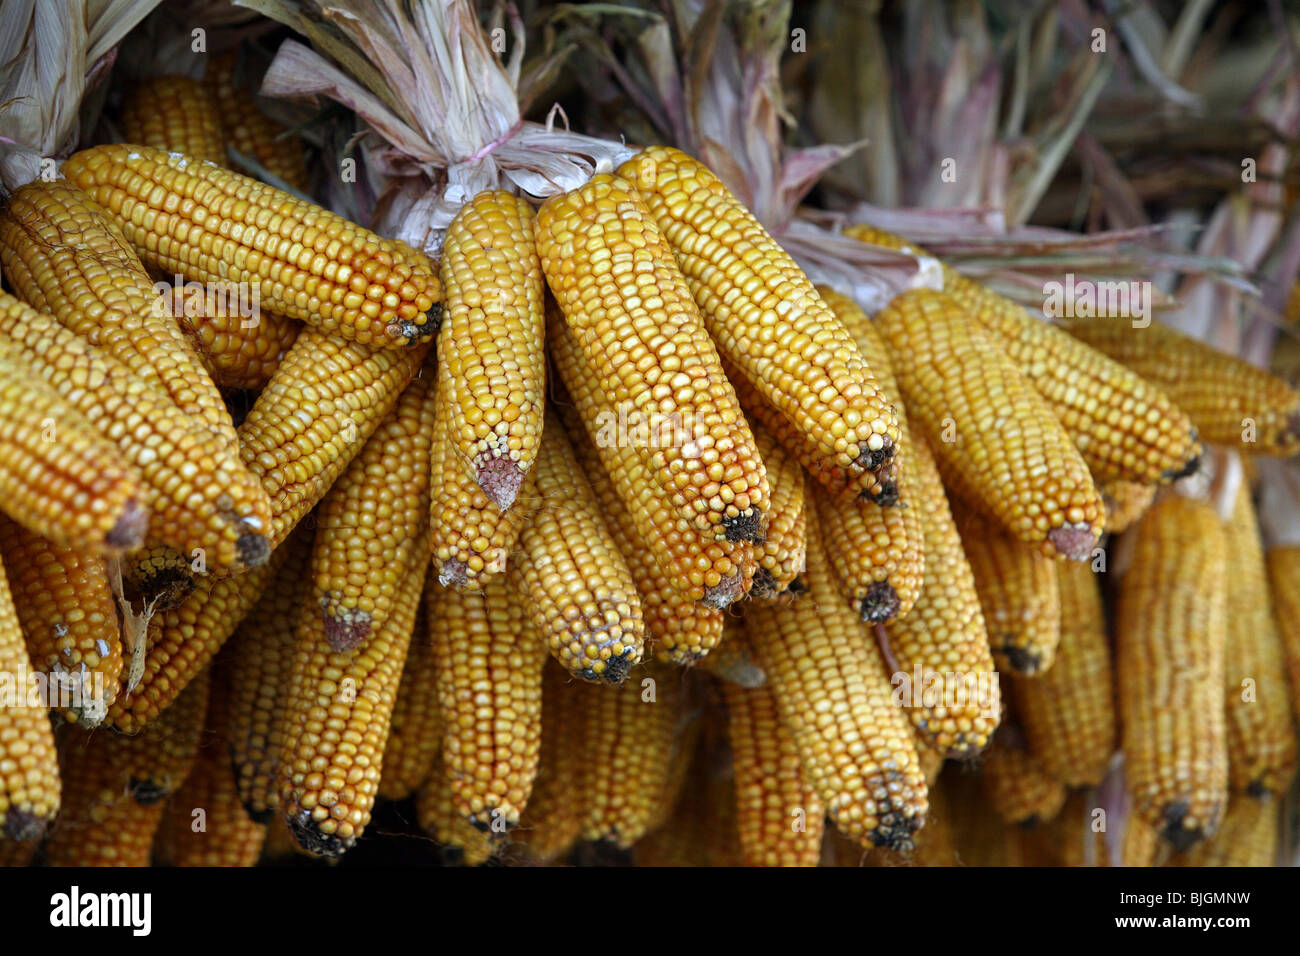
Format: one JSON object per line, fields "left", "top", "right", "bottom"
{"left": 3, "top": 20, "right": 1300, "bottom": 871}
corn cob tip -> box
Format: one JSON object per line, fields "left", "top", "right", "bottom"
{"left": 437, "top": 560, "right": 469, "bottom": 589}
{"left": 1047, "top": 523, "right": 1098, "bottom": 561}
{"left": 750, "top": 567, "right": 779, "bottom": 599}
{"left": 287, "top": 808, "right": 352, "bottom": 857}
{"left": 867, "top": 476, "right": 899, "bottom": 508}
{"left": 236, "top": 527, "right": 272, "bottom": 567}
{"left": 127, "top": 777, "right": 170, "bottom": 806}
{"left": 580, "top": 648, "right": 638, "bottom": 685}
{"left": 388, "top": 303, "right": 443, "bottom": 346}
{"left": 3, "top": 808, "right": 48, "bottom": 842}
{"left": 476, "top": 454, "right": 525, "bottom": 511}
{"left": 994, "top": 640, "right": 1047, "bottom": 676}
{"left": 860, "top": 581, "right": 902, "bottom": 623}
{"left": 126, "top": 562, "right": 193, "bottom": 612}
{"left": 1164, "top": 446, "right": 1202, "bottom": 482}
{"left": 106, "top": 497, "right": 149, "bottom": 550}
{"left": 723, "top": 509, "right": 765, "bottom": 543}
{"left": 702, "top": 570, "right": 748, "bottom": 609}
{"left": 321, "top": 599, "right": 371, "bottom": 653}
{"left": 857, "top": 435, "right": 895, "bottom": 473}
{"left": 1160, "top": 801, "right": 1209, "bottom": 852}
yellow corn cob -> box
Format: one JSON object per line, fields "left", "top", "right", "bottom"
{"left": 634, "top": 726, "right": 743, "bottom": 867}
{"left": 0, "top": 517, "right": 122, "bottom": 726}
{"left": 645, "top": 708, "right": 703, "bottom": 836}
{"left": 536, "top": 172, "right": 770, "bottom": 542}
{"left": 0, "top": 180, "right": 239, "bottom": 449}
{"left": 697, "top": 620, "right": 767, "bottom": 687}
{"left": 1222, "top": 480, "right": 1297, "bottom": 795}
{"left": 874, "top": 288, "right": 1104, "bottom": 560}
{"left": 239, "top": 330, "right": 431, "bottom": 547}
{"left": 1266, "top": 545, "right": 1300, "bottom": 730}
{"left": 206, "top": 52, "right": 310, "bottom": 191}
{"left": 844, "top": 225, "right": 1202, "bottom": 484}
{"left": 416, "top": 754, "right": 499, "bottom": 866}
{"left": 746, "top": 419, "right": 808, "bottom": 599}
{"left": 1101, "top": 480, "right": 1157, "bottom": 534}
{"left": 516, "top": 661, "right": 586, "bottom": 863}
{"left": 225, "top": 526, "right": 313, "bottom": 819}
{"left": 0, "top": 555, "right": 60, "bottom": 841}
{"left": 1063, "top": 317, "right": 1300, "bottom": 455}
{"left": 377, "top": 602, "right": 441, "bottom": 802}
{"left": 721, "top": 641, "right": 825, "bottom": 866}
{"left": 1118, "top": 491, "right": 1229, "bottom": 849}
{"left": 438, "top": 190, "right": 545, "bottom": 509}
{"left": 978, "top": 727, "right": 1068, "bottom": 826}
{"left": 119, "top": 75, "right": 225, "bottom": 163}
{"left": 0, "top": 291, "right": 271, "bottom": 569}
{"left": 906, "top": 774, "right": 960, "bottom": 866}
{"left": 116, "top": 667, "right": 211, "bottom": 805}
{"left": 63, "top": 144, "right": 444, "bottom": 346}
{"left": 429, "top": 568, "right": 547, "bottom": 830}
{"left": 747, "top": 514, "right": 929, "bottom": 850}
{"left": 1120, "top": 812, "right": 1163, "bottom": 867}
{"left": 122, "top": 543, "right": 193, "bottom": 611}
{"left": 957, "top": 507, "right": 1061, "bottom": 675}
{"left": 1179, "top": 796, "right": 1278, "bottom": 867}
{"left": 880, "top": 437, "right": 1001, "bottom": 755}
{"left": 514, "top": 415, "right": 645, "bottom": 682}
{"left": 1011, "top": 561, "right": 1116, "bottom": 787}
{"left": 556, "top": 398, "right": 726, "bottom": 663}
{"left": 277, "top": 534, "right": 429, "bottom": 856}
{"left": 619, "top": 146, "right": 900, "bottom": 500}
{"left": 581, "top": 661, "right": 685, "bottom": 847}
{"left": 166, "top": 278, "right": 300, "bottom": 389}
{"left": 548, "top": 307, "right": 755, "bottom": 606}
{"left": 311, "top": 371, "right": 434, "bottom": 651}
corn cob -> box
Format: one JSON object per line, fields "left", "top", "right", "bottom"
{"left": 429, "top": 568, "right": 546, "bottom": 831}
{"left": 880, "top": 437, "right": 1001, "bottom": 755}
{"left": 206, "top": 52, "right": 310, "bottom": 191}
{"left": 1266, "top": 545, "right": 1300, "bottom": 730}
{"left": 239, "top": 329, "right": 431, "bottom": 546}
{"left": 118, "top": 74, "right": 225, "bottom": 163}
{"left": 1063, "top": 316, "right": 1300, "bottom": 455}
{"left": 548, "top": 308, "right": 755, "bottom": 606}
{"left": 1179, "top": 796, "right": 1278, "bottom": 867}
{"left": 746, "top": 419, "right": 808, "bottom": 599}
{"left": 514, "top": 416, "right": 645, "bottom": 682}
{"left": 978, "top": 727, "right": 1068, "bottom": 826}
{"left": 634, "top": 728, "right": 743, "bottom": 867}
{"left": 0, "top": 180, "right": 239, "bottom": 449}
{"left": 165, "top": 278, "right": 300, "bottom": 389}
{"left": 122, "top": 543, "right": 193, "bottom": 612}
{"left": 536, "top": 172, "right": 769, "bottom": 542}
{"left": 63, "top": 144, "right": 442, "bottom": 346}
{"left": 311, "top": 371, "right": 434, "bottom": 651}
{"left": 437, "top": 190, "right": 545, "bottom": 509}
{"left": 517, "top": 662, "right": 586, "bottom": 863}
{"left": 556, "top": 397, "right": 726, "bottom": 662}
{"left": 225, "top": 526, "right": 313, "bottom": 819}
{"left": 1101, "top": 480, "right": 1157, "bottom": 534}
{"left": 697, "top": 620, "right": 767, "bottom": 687}
{"left": 1011, "top": 561, "right": 1116, "bottom": 788}
{"left": 721, "top": 643, "right": 825, "bottom": 866}
{"left": 747, "top": 514, "right": 929, "bottom": 851}
{"left": 0, "top": 517, "right": 122, "bottom": 726}
{"left": 957, "top": 508, "right": 1061, "bottom": 675}
{"left": 0, "top": 352, "right": 144, "bottom": 555}
{"left": 1118, "top": 491, "right": 1229, "bottom": 850}
{"left": 619, "top": 147, "right": 900, "bottom": 499}
{"left": 905, "top": 774, "right": 960, "bottom": 866}
{"left": 0, "top": 291, "right": 271, "bottom": 569}
{"left": 645, "top": 707, "right": 703, "bottom": 836}
{"left": 416, "top": 754, "right": 498, "bottom": 866}
{"left": 1222, "top": 480, "right": 1297, "bottom": 795}
{"left": 874, "top": 288, "right": 1104, "bottom": 560}
{"left": 44, "top": 728, "right": 164, "bottom": 866}
{"left": 1120, "top": 811, "right": 1163, "bottom": 867}
{"left": 0, "top": 556, "right": 60, "bottom": 842}
{"left": 116, "top": 667, "right": 211, "bottom": 805}
{"left": 278, "top": 534, "right": 429, "bottom": 856}
{"left": 844, "top": 225, "right": 1202, "bottom": 484}
{"left": 377, "top": 602, "right": 440, "bottom": 801}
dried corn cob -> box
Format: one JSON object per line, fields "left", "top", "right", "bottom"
{"left": 206, "top": 52, "right": 310, "bottom": 190}
{"left": 119, "top": 75, "right": 225, "bottom": 163}
{"left": 1064, "top": 317, "right": 1300, "bottom": 455}
{"left": 844, "top": 225, "right": 1202, "bottom": 484}
{"left": 0, "top": 353, "right": 143, "bottom": 555}
{"left": 429, "top": 569, "right": 546, "bottom": 830}
{"left": 0, "top": 291, "right": 271, "bottom": 569}
{"left": 63, "top": 144, "right": 443, "bottom": 346}
{"left": 1118, "top": 491, "right": 1229, "bottom": 849}
{"left": 517, "top": 662, "right": 586, "bottom": 863}
{"left": 957, "top": 508, "right": 1061, "bottom": 675}
{"left": 556, "top": 397, "right": 726, "bottom": 663}
{"left": 1266, "top": 545, "right": 1300, "bottom": 730}
{"left": 746, "top": 419, "right": 808, "bottom": 599}
{"left": 619, "top": 147, "right": 899, "bottom": 500}
{"left": 416, "top": 754, "right": 498, "bottom": 866}
{"left": 239, "top": 329, "right": 431, "bottom": 546}
{"left": 311, "top": 371, "right": 434, "bottom": 651}
{"left": 122, "top": 543, "right": 193, "bottom": 611}
{"left": 747, "top": 515, "right": 929, "bottom": 851}
{"left": 978, "top": 728, "right": 1068, "bottom": 826}
{"left": 548, "top": 308, "right": 754, "bottom": 606}
{"left": 166, "top": 278, "right": 300, "bottom": 389}
{"left": 0, "top": 517, "right": 122, "bottom": 726}
{"left": 1179, "top": 796, "right": 1278, "bottom": 867}
{"left": 1101, "top": 480, "right": 1157, "bottom": 534}
{"left": 0, "top": 180, "right": 239, "bottom": 449}
{"left": 514, "top": 416, "right": 645, "bottom": 682}
{"left": 116, "top": 667, "right": 211, "bottom": 805}
{"left": 635, "top": 725, "right": 742, "bottom": 867}
{"left": 645, "top": 708, "right": 703, "bottom": 837}
{"left": 226, "top": 526, "right": 313, "bottom": 820}
{"left": 1222, "top": 481, "right": 1297, "bottom": 795}
{"left": 0, "top": 555, "right": 60, "bottom": 842}
{"left": 721, "top": 644, "right": 825, "bottom": 866}
{"left": 580, "top": 661, "right": 684, "bottom": 847}
{"left": 377, "top": 602, "right": 440, "bottom": 801}
{"left": 439, "top": 190, "right": 545, "bottom": 509}
{"left": 1011, "top": 561, "right": 1116, "bottom": 788}
{"left": 277, "top": 534, "right": 428, "bottom": 856}
{"left": 880, "top": 437, "right": 1001, "bottom": 756}
{"left": 874, "top": 287, "right": 1104, "bottom": 560}
{"left": 537, "top": 173, "right": 769, "bottom": 542}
